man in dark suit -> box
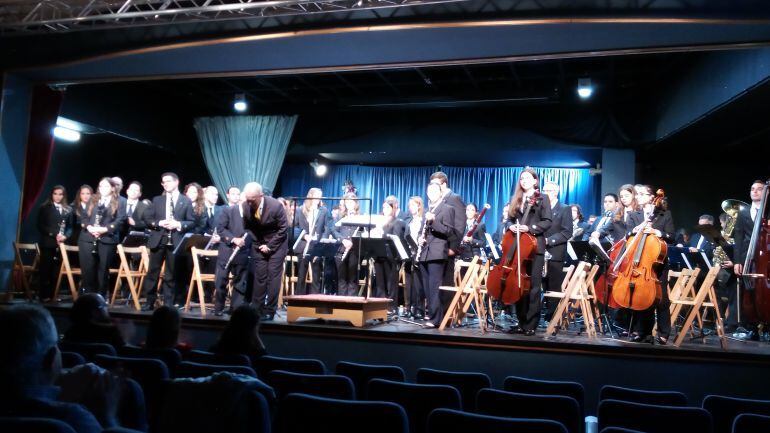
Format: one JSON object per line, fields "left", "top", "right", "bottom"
{"left": 242, "top": 182, "right": 288, "bottom": 320}
{"left": 203, "top": 186, "right": 224, "bottom": 235}
{"left": 420, "top": 181, "right": 456, "bottom": 328}
{"left": 687, "top": 214, "right": 716, "bottom": 259}
{"left": 583, "top": 193, "right": 621, "bottom": 244}
{"left": 213, "top": 201, "right": 251, "bottom": 315}
{"left": 140, "top": 172, "right": 195, "bottom": 310}
{"left": 732, "top": 180, "right": 766, "bottom": 337}
{"left": 429, "top": 171, "right": 466, "bottom": 287}
{"left": 293, "top": 188, "right": 335, "bottom": 295}
{"left": 124, "top": 181, "right": 151, "bottom": 235}
{"left": 541, "top": 181, "right": 573, "bottom": 321}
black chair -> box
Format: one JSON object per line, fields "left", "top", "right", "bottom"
{"left": 504, "top": 375, "right": 586, "bottom": 417}
{"left": 60, "top": 351, "right": 86, "bottom": 368}
{"left": 702, "top": 394, "right": 770, "bottom": 433}
{"left": 58, "top": 341, "right": 116, "bottom": 361}
{"left": 599, "top": 428, "right": 647, "bottom": 433}
{"left": 598, "top": 399, "right": 712, "bottom": 433}
{"left": 186, "top": 350, "right": 251, "bottom": 367}
{"left": 255, "top": 355, "right": 325, "bottom": 379}
{"left": 174, "top": 361, "right": 257, "bottom": 378}
{"left": 118, "top": 346, "right": 182, "bottom": 374}
{"left": 477, "top": 388, "right": 582, "bottom": 433}
{"left": 276, "top": 392, "right": 408, "bottom": 433}
{"left": 600, "top": 385, "right": 688, "bottom": 406}
{"left": 733, "top": 413, "right": 770, "bottom": 433}
{"left": 367, "top": 379, "right": 461, "bottom": 433}
{"left": 267, "top": 370, "right": 355, "bottom": 400}
{"left": 427, "top": 408, "right": 568, "bottom": 433}
{"left": 416, "top": 368, "right": 491, "bottom": 412}
{"left": 117, "top": 377, "right": 149, "bottom": 432}
{"left": 0, "top": 417, "right": 77, "bottom": 433}
{"left": 335, "top": 361, "right": 406, "bottom": 399}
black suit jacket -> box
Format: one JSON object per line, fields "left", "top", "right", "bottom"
{"left": 78, "top": 201, "right": 127, "bottom": 245}
{"left": 243, "top": 196, "right": 288, "bottom": 255}
{"left": 68, "top": 203, "right": 89, "bottom": 245}
{"left": 732, "top": 207, "right": 754, "bottom": 265}
{"left": 460, "top": 220, "right": 487, "bottom": 260}
{"left": 37, "top": 203, "right": 73, "bottom": 248}
{"left": 142, "top": 193, "right": 195, "bottom": 249}
{"left": 203, "top": 205, "right": 225, "bottom": 235}
{"left": 292, "top": 206, "right": 334, "bottom": 254}
{"left": 420, "top": 200, "right": 456, "bottom": 262}
{"left": 627, "top": 208, "right": 675, "bottom": 244}
{"left": 216, "top": 204, "right": 252, "bottom": 265}
{"left": 688, "top": 233, "right": 715, "bottom": 258}
{"left": 503, "top": 194, "right": 553, "bottom": 254}
{"left": 443, "top": 191, "right": 466, "bottom": 251}
{"left": 544, "top": 201, "right": 573, "bottom": 261}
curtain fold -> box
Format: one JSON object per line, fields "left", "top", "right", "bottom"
{"left": 194, "top": 115, "right": 297, "bottom": 194}
{"left": 278, "top": 163, "right": 598, "bottom": 235}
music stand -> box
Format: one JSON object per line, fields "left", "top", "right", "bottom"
{"left": 569, "top": 241, "right": 602, "bottom": 264}
{"left": 667, "top": 246, "right": 697, "bottom": 271}
{"left": 351, "top": 235, "right": 397, "bottom": 299}
{"left": 174, "top": 233, "right": 210, "bottom": 256}
{"left": 122, "top": 231, "right": 149, "bottom": 247}
{"left": 305, "top": 239, "right": 343, "bottom": 294}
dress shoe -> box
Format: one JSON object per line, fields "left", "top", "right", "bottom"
{"left": 630, "top": 333, "right": 652, "bottom": 344}
{"left": 508, "top": 325, "right": 525, "bottom": 334}
{"left": 655, "top": 335, "right": 669, "bottom": 345}
{"left": 423, "top": 322, "right": 436, "bottom": 328}
{"left": 261, "top": 314, "right": 275, "bottom": 321}
{"left": 523, "top": 329, "right": 536, "bottom": 336}
{"left": 214, "top": 310, "right": 224, "bottom": 317}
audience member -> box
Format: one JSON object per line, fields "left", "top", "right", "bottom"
{"left": 63, "top": 293, "right": 126, "bottom": 348}
{"left": 210, "top": 305, "right": 267, "bottom": 363}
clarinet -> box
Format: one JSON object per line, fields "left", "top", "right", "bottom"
{"left": 166, "top": 198, "right": 175, "bottom": 246}
{"left": 414, "top": 199, "right": 442, "bottom": 266}
{"left": 225, "top": 232, "right": 251, "bottom": 270}
{"left": 91, "top": 205, "right": 104, "bottom": 255}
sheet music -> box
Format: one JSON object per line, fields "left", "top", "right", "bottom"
{"left": 680, "top": 252, "right": 692, "bottom": 269}
{"left": 567, "top": 241, "right": 578, "bottom": 261}
{"left": 292, "top": 229, "right": 306, "bottom": 252}
{"left": 387, "top": 234, "right": 409, "bottom": 260}
{"left": 700, "top": 251, "right": 712, "bottom": 268}
{"left": 484, "top": 233, "right": 500, "bottom": 260}
{"left": 335, "top": 213, "right": 388, "bottom": 228}
{"left": 588, "top": 237, "right": 611, "bottom": 262}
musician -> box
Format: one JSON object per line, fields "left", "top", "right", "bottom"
{"left": 294, "top": 188, "right": 334, "bottom": 295}
{"left": 226, "top": 186, "right": 241, "bottom": 207}
{"left": 541, "top": 181, "right": 572, "bottom": 321}
{"left": 125, "top": 181, "right": 150, "bottom": 233}
{"left": 732, "top": 180, "right": 765, "bottom": 338}
{"left": 184, "top": 182, "right": 207, "bottom": 235}
{"left": 373, "top": 196, "right": 405, "bottom": 315}
{"left": 140, "top": 172, "right": 195, "bottom": 311}
{"left": 429, "top": 172, "right": 466, "bottom": 286}
{"left": 715, "top": 212, "right": 737, "bottom": 331}
{"left": 626, "top": 184, "right": 675, "bottom": 344}
{"left": 213, "top": 198, "right": 251, "bottom": 316}
{"left": 69, "top": 185, "right": 92, "bottom": 245}
{"left": 583, "top": 193, "right": 623, "bottom": 244}
{"left": 419, "top": 181, "right": 456, "bottom": 328}
{"left": 36, "top": 185, "right": 73, "bottom": 302}
{"left": 404, "top": 196, "right": 425, "bottom": 318}
{"left": 686, "top": 215, "right": 716, "bottom": 259}
{"left": 242, "top": 182, "right": 288, "bottom": 321}
{"left": 617, "top": 184, "right": 639, "bottom": 225}
{"left": 504, "top": 168, "right": 552, "bottom": 336}
{"left": 569, "top": 204, "right": 590, "bottom": 241}
{"left": 203, "top": 186, "right": 223, "bottom": 235}
{"left": 459, "top": 203, "right": 487, "bottom": 261}
{"left": 78, "top": 178, "right": 126, "bottom": 297}
{"left": 334, "top": 193, "right": 361, "bottom": 296}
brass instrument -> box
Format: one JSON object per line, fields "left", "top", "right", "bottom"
{"left": 713, "top": 199, "right": 748, "bottom": 266}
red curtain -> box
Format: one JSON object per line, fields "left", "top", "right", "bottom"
{"left": 21, "top": 85, "right": 64, "bottom": 220}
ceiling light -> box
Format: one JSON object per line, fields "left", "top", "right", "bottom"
{"left": 53, "top": 126, "right": 81, "bottom": 142}
{"left": 233, "top": 94, "right": 247, "bottom": 112}
{"left": 577, "top": 78, "right": 593, "bottom": 99}
{"left": 310, "top": 160, "right": 327, "bottom": 177}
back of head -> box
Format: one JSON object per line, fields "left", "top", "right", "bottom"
{"left": 216, "top": 305, "right": 260, "bottom": 354}
{"left": 0, "top": 305, "right": 59, "bottom": 392}
{"left": 69, "top": 293, "right": 110, "bottom": 327}
{"left": 146, "top": 306, "right": 181, "bottom": 349}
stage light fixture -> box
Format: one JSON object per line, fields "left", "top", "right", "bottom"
{"left": 577, "top": 78, "right": 593, "bottom": 99}
{"left": 233, "top": 94, "right": 247, "bottom": 112}
{"left": 310, "top": 160, "right": 327, "bottom": 177}
{"left": 53, "top": 126, "right": 81, "bottom": 142}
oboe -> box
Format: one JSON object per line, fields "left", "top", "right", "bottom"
{"left": 225, "top": 232, "right": 251, "bottom": 270}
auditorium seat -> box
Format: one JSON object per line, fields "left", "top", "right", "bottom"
{"left": 476, "top": 388, "right": 582, "bottom": 433}
{"left": 427, "top": 408, "right": 568, "bottom": 433}
{"left": 504, "top": 375, "right": 586, "bottom": 418}
{"left": 275, "top": 392, "right": 408, "bottom": 433}
{"left": 702, "top": 394, "right": 770, "bottom": 433}
{"left": 367, "top": 378, "right": 461, "bottom": 433}
{"left": 335, "top": 361, "right": 406, "bottom": 399}
{"left": 0, "top": 417, "right": 76, "bottom": 433}
{"left": 255, "top": 355, "right": 325, "bottom": 379}
{"left": 117, "top": 378, "right": 149, "bottom": 432}
{"left": 174, "top": 361, "right": 257, "bottom": 378}
{"left": 732, "top": 413, "right": 770, "bottom": 433}
{"left": 58, "top": 341, "right": 117, "bottom": 361}
{"left": 267, "top": 370, "right": 355, "bottom": 400}
{"left": 599, "top": 428, "right": 647, "bottom": 433}
{"left": 185, "top": 349, "right": 251, "bottom": 367}
{"left": 416, "top": 367, "right": 491, "bottom": 411}
{"left": 598, "top": 399, "right": 712, "bottom": 433}
{"left": 60, "top": 351, "right": 86, "bottom": 369}
{"left": 600, "top": 385, "right": 688, "bottom": 406}
{"left": 94, "top": 354, "right": 169, "bottom": 426}
{"left": 118, "top": 346, "right": 182, "bottom": 374}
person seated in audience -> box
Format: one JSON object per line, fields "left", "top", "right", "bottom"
{"left": 0, "top": 304, "right": 121, "bottom": 433}
{"left": 62, "top": 294, "right": 126, "bottom": 348}
{"left": 144, "top": 306, "right": 191, "bottom": 352}
{"left": 210, "top": 305, "right": 267, "bottom": 363}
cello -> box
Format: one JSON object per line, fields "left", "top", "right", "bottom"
{"left": 610, "top": 189, "right": 667, "bottom": 311}
{"left": 740, "top": 180, "right": 770, "bottom": 324}
{"left": 487, "top": 192, "right": 540, "bottom": 305}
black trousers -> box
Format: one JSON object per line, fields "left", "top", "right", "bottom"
{"left": 631, "top": 266, "right": 671, "bottom": 337}
{"left": 516, "top": 253, "right": 545, "bottom": 331}
{"left": 251, "top": 248, "right": 287, "bottom": 316}
{"left": 542, "top": 259, "right": 566, "bottom": 322}
{"left": 421, "top": 260, "right": 446, "bottom": 327}
{"left": 38, "top": 246, "right": 59, "bottom": 300}
{"left": 336, "top": 250, "right": 359, "bottom": 296}
{"left": 214, "top": 256, "right": 250, "bottom": 312}
{"left": 374, "top": 258, "right": 399, "bottom": 312}
{"left": 141, "top": 245, "right": 176, "bottom": 307}
{"left": 78, "top": 241, "right": 117, "bottom": 296}
{"left": 296, "top": 257, "right": 323, "bottom": 295}
{"left": 716, "top": 268, "right": 738, "bottom": 328}
{"left": 404, "top": 263, "right": 423, "bottom": 314}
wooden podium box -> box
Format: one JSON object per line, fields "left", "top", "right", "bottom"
{"left": 284, "top": 295, "right": 390, "bottom": 327}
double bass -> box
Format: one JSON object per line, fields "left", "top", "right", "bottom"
{"left": 610, "top": 190, "right": 667, "bottom": 311}
{"left": 740, "top": 180, "right": 770, "bottom": 324}
{"left": 487, "top": 192, "right": 540, "bottom": 305}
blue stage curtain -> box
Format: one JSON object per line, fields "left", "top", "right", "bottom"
{"left": 194, "top": 115, "right": 297, "bottom": 194}
{"left": 278, "top": 164, "right": 597, "bottom": 235}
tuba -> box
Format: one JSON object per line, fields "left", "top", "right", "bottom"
{"left": 713, "top": 199, "right": 748, "bottom": 267}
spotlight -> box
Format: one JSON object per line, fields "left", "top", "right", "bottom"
{"left": 310, "top": 160, "right": 327, "bottom": 177}
{"left": 577, "top": 78, "right": 593, "bottom": 99}
{"left": 233, "top": 94, "right": 247, "bottom": 112}
{"left": 53, "top": 126, "right": 81, "bottom": 142}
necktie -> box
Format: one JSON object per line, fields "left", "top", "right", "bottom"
{"left": 55, "top": 205, "right": 61, "bottom": 215}
{"left": 208, "top": 207, "right": 213, "bottom": 219}
{"left": 751, "top": 207, "right": 758, "bottom": 222}
{"left": 254, "top": 205, "right": 261, "bottom": 221}
{"left": 128, "top": 204, "right": 134, "bottom": 216}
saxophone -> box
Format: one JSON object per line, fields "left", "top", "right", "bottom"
{"left": 713, "top": 199, "right": 746, "bottom": 267}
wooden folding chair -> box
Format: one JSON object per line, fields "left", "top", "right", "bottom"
{"left": 545, "top": 262, "right": 601, "bottom": 338}
{"left": 111, "top": 245, "right": 149, "bottom": 310}
{"left": 185, "top": 247, "right": 218, "bottom": 316}
{"left": 12, "top": 241, "right": 39, "bottom": 300}
{"left": 456, "top": 261, "right": 491, "bottom": 333}
{"left": 54, "top": 245, "right": 81, "bottom": 301}
{"left": 672, "top": 266, "right": 725, "bottom": 348}
{"left": 667, "top": 267, "right": 702, "bottom": 330}
{"left": 438, "top": 256, "right": 480, "bottom": 330}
